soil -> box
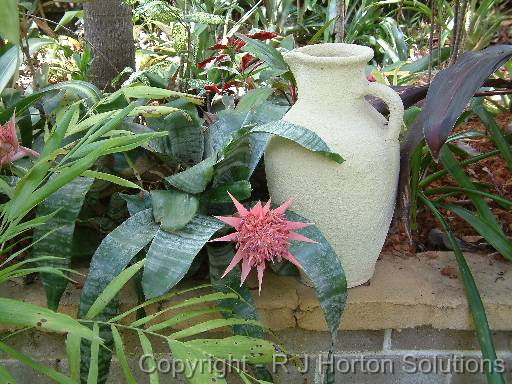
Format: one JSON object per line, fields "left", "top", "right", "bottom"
{"left": 382, "top": 111, "right": 512, "bottom": 258}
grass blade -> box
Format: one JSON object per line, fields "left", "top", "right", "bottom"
{"left": 86, "top": 259, "right": 145, "bottom": 320}
{"left": 419, "top": 194, "right": 505, "bottom": 384}
{"left": 86, "top": 323, "right": 100, "bottom": 384}
{"left": 138, "top": 331, "right": 159, "bottom": 384}
{"left": 0, "top": 341, "right": 74, "bottom": 384}
{"left": 66, "top": 333, "right": 81, "bottom": 382}
{"left": 111, "top": 326, "right": 137, "bottom": 384}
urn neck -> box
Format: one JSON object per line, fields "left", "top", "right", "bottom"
{"left": 284, "top": 43, "right": 373, "bottom": 103}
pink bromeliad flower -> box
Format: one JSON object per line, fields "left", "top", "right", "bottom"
{"left": 0, "top": 113, "right": 38, "bottom": 166}
{"left": 211, "top": 193, "right": 316, "bottom": 293}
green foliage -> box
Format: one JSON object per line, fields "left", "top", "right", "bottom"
{"left": 31, "top": 177, "right": 94, "bottom": 310}
{"left": 0, "top": 0, "right": 20, "bottom": 45}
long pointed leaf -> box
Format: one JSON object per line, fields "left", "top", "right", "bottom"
{"left": 423, "top": 44, "right": 512, "bottom": 158}
{"left": 31, "top": 176, "right": 93, "bottom": 310}
{"left": 86, "top": 259, "right": 145, "bottom": 320}
{"left": 142, "top": 215, "right": 224, "bottom": 298}
{"left": 0, "top": 342, "right": 74, "bottom": 384}
{"left": 252, "top": 120, "right": 344, "bottom": 163}
{"left": 111, "top": 326, "right": 137, "bottom": 384}
{"left": 78, "top": 209, "right": 158, "bottom": 384}
{"left": 419, "top": 194, "right": 504, "bottom": 384}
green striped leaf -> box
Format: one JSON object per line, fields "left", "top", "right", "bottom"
{"left": 165, "top": 155, "right": 217, "bottom": 194}
{"left": 0, "top": 364, "right": 16, "bottom": 383}
{"left": 185, "top": 336, "right": 277, "bottom": 364}
{"left": 138, "top": 332, "right": 159, "bottom": 384}
{"left": 65, "top": 333, "right": 81, "bottom": 382}
{"left": 472, "top": 100, "right": 512, "bottom": 172}
{"left": 142, "top": 215, "right": 224, "bottom": 298}
{"left": 82, "top": 170, "right": 142, "bottom": 190}
{"left": 86, "top": 259, "right": 145, "bottom": 320}
{"left": 167, "top": 340, "right": 228, "bottom": 384}
{"left": 115, "top": 85, "right": 204, "bottom": 106}
{"left": 31, "top": 176, "right": 94, "bottom": 310}
{"left": 252, "top": 120, "right": 344, "bottom": 163}
{"left": 440, "top": 204, "right": 512, "bottom": 260}
{"left": 0, "top": 46, "right": 19, "bottom": 95}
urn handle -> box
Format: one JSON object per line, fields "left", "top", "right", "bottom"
{"left": 366, "top": 82, "right": 404, "bottom": 140}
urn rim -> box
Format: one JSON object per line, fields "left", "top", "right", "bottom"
{"left": 284, "top": 43, "right": 374, "bottom": 66}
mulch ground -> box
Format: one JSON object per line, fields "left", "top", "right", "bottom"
{"left": 383, "top": 111, "right": 512, "bottom": 258}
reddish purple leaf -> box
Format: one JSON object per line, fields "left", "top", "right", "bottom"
{"left": 423, "top": 44, "right": 512, "bottom": 160}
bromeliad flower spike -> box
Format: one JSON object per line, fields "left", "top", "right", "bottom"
{"left": 0, "top": 113, "right": 39, "bottom": 166}
{"left": 210, "top": 193, "right": 317, "bottom": 294}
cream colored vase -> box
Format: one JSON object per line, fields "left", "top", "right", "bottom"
{"left": 265, "top": 43, "right": 404, "bottom": 288}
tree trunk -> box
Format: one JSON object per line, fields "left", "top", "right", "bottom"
{"left": 83, "top": 0, "right": 135, "bottom": 90}
{"left": 334, "top": 0, "right": 345, "bottom": 43}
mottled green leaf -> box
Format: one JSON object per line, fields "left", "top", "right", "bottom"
{"left": 151, "top": 190, "right": 199, "bottom": 232}
{"left": 78, "top": 209, "right": 158, "bottom": 384}
{"left": 142, "top": 215, "right": 224, "bottom": 298}
{"left": 32, "top": 176, "right": 94, "bottom": 310}
{"left": 208, "top": 244, "right": 262, "bottom": 337}
{"left": 252, "top": 120, "right": 344, "bottom": 164}
{"left": 165, "top": 155, "right": 217, "bottom": 194}
{"left": 208, "top": 180, "right": 252, "bottom": 203}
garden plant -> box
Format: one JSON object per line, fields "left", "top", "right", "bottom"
{"left": 0, "top": 1, "right": 511, "bottom": 384}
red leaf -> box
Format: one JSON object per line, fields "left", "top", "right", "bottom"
{"left": 208, "top": 43, "right": 228, "bottom": 50}
{"left": 197, "top": 56, "right": 215, "bottom": 69}
{"left": 204, "top": 84, "right": 220, "bottom": 94}
{"left": 423, "top": 44, "right": 512, "bottom": 160}
{"left": 241, "top": 53, "right": 254, "bottom": 72}
{"left": 247, "top": 31, "right": 278, "bottom": 40}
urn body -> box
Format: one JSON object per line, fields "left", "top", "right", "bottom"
{"left": 265, "top": 44, "right": 404, "bottom": 287}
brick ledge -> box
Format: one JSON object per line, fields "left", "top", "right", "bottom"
{"left": 2, "top": 252, "right": 511, "bottom": 332}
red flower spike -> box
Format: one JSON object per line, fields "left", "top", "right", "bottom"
{"left": 210, "top": 193, "right": 317, "bottom": 294}
{"left": 0, "top": 113, "right": 39, "bottom": 167}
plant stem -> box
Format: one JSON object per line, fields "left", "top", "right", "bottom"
{"left": 419, "top": 149, "right": 500, "bottom": 188}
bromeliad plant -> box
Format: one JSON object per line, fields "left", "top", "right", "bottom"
{"left": 77, "top": 94, "right": 348, "bottom": 383}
